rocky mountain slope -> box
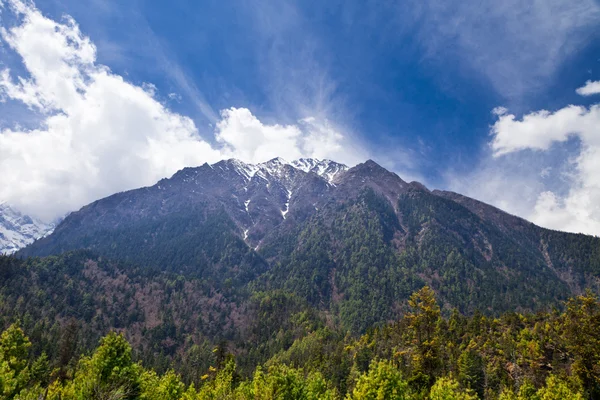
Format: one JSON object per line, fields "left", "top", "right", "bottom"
{"left": 0, "top": 203, "right": 54, "bottom": 254}
{"left": 20, "top": 158, "right": 600, "bottom": 332}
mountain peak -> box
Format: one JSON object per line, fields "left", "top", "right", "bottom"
{"left": 289, "top": 158, "right": 348, "bottom": 183}
{"left": 349, "top": 159, "right": 399, "bottom": 179}
{"left": 361, "top": 159, "right": 388, "bottom": 170}
{"left": 205, "top": 158, "right": 349, "bottom": 184}
{"left": 262, "top": 157, "right": 288, "bottom": 165}
{"left": 0, "top": 203, "right": 55, "bottom": 254}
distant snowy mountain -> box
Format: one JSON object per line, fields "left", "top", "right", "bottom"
{"left": 0, "top": 203, "right": 55, "bottom": 254}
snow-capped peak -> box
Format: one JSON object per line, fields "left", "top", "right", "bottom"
{"left": 291, "top": 158, "right": 348, "bottom": 183}
{"left": 290, "top": 158, "right": 319, "bottom": 172}
{"left": 258, "top": 157, "right": 289, "bottom": 177}
{"left": 209, "top": 158, "right": 348, "bottom": 184}
{"left": 228, "top": 159, "right": 260, "bottom": 181}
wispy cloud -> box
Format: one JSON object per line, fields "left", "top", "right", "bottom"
{"left": 402, "top": 0, "right": 600, "bottom": 101}
{"left": 244, "top": 1, "right": 339, "bottom": 119}
{"left": 132, "top": 18, "right": 219, "bottom": 125}
{"left": 0, "top": 0, "right": 365, "bottom": 221}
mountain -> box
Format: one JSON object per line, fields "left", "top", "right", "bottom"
{"left": 19, "top": 158, "right": 349, "bottom": 279}
{"left": 0, "top": 203, "right": 55, "bottom": 254}
{"left": 19, "top": 158, "right": 600, "bottom": 333}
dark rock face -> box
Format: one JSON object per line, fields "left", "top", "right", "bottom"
{"left": 20, "top": 158, "right": 600, "bottom": 331}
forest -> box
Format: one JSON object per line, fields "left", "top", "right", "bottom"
{"left": 4, "top": 183, "right": 600, "bottom": 399}
{"left": 1, "top": 286, "right": 598, "bottom": 399}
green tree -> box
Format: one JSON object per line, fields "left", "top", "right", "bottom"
{"left": 64, "top": 332, "right": 141, "bottom": 399}
{"left": 140, "top": 369, "right": 186, "bottom": 400}
{"left": 497, "top": 384, "right": 539, "bottom": 400}
{"left": 0, "top": 323, "right": 31, "bottom": 376}
{"left": 536, "top": 375, "right": 582, "bottom": 400}
{"left": 348, "top": 359, "right": 409, "bottom": 400}
{"left": 563, "top": 291, "right": 600, "bottom": 398}
{"left": 406, "top": 286, "right": 442, "bottom": 390}
{"left": 0, "top": 323, "right": 32, "bottom": 398}
{"left": 457, "top": 344, "right": 484, "bottom": 398}
{"left": 197, "top": 358, "right": 237, "bottom": 400}
{"left": 236, "top": 364, "right": 337, "bottom": 400}
{"left": 429, "top": 377, "right": 477, "bottom": 400}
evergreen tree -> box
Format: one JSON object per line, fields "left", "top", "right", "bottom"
{"left": 348, "top": 360, "right": 409, "bottom": 400}
{"left": 406, "top": 286, "right": 442, "bottom": 391}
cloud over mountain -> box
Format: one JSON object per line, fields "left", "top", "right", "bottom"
{"left": 0, "top": 0, "right": 364, "bottom": 221}
{"left": 485, "top": 87, "right": 600, "bottom": 235}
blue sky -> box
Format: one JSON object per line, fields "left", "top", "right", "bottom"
{"left": 1, "top": 0, "right": 600, "bottom": 235}
{"left": 30, "top": 0, "right": 598, "bottom": 177}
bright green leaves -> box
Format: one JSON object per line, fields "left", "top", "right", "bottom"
{"left": 242, "top": 364, "right": 337, "bottom": 400}
{"left": 536, "top": 375, "right": 582, "bottom": 400}
{"left": 407, "top": 286, "right": 442, "bottom": 390}
{"left": 0, "top": 323, "right": 32, "bottom": 398}
{"left": 563, "top": 291, "right": 600, "bottom": 398}
{"left": 499, "top": 375, "right": 582, "bottom": 400}
{"left": 0, "top": 323, "right": 31, "bottom": 375}
{"left": 140, "top": 369, "right": 186, "bottom": 400}
{"left": 348, "top": 360, "right": 409, "bottom": 400}
{"left": 64, "top": 332, "right": 142, "bottom": 399}
{"left": 429, "top": 377, "right": 477, "bottom": 400}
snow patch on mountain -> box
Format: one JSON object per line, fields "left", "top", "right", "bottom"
{"left": 0, "top": 203, "right": 55, "bottom": 254}
{"left": 214, "top": 158, "right": 348, "bottom": 184}
{"left": 229, "top": 159, "right": 260, "bottom": 181}
{"left": 291, "top": 158, "right": 348, "bottom": 183}
{"left": 281, "top": 189, "right": 292, "bottom": 219}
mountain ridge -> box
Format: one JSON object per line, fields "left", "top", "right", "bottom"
{"left": 18, "top": 157, "right": 600, "bottom": 332}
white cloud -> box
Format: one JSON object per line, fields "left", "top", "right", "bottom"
{"left": 576, "top": 80, "right": 600, "bottom": 96}
{"left": 444, "top": 151, "right": 549, "bottom": 222}
{"left": 490, "top": 105, "right": 595, "bottom": 156}
{"left": 486, "top": 97, "right": 600, "bottom": 235}
{"left": 0, "top": 0, "right": 362, "bottom": 221}
{"left": 215, "top": 109, "right": 361, "bottom": 165}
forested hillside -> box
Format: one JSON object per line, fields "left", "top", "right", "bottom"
{"left": 1, "top": 284, "right": 599, "bottom": 399}
{"left": 4, "top": 158, "right": 600, "bottom": 399}
{"left": 17, "top": 159, "right": 600, "bottom": 332}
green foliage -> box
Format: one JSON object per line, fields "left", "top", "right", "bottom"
{"left": 0, "top": 289, "right": 598, "bottom": 399}
{"left": 0, "top": 323, "right": 31, "bottom": 398}
{"left": 0, "top": 323, "right": 31, "bottom": 376}
{"left": 562, "top": 291, "right": 600, "bottom": 398}
{"left": 1, "top": 247, "right": 600, "bottom": 399}
{"left": 348, "top": 359, "right": 409, "bottom": 400}
{"left": 536, "top": 375, "right": 582, "bottom": 400}
{"left": 140, "top": 369, "right": 186, "bottom": 400}
{"left": 499, "top": 376, "right": 583, "bottom": 400}
{"left": 63, "top": 332, "right": 142, "bottom": 399}
{"left": 239, "top": 364, "right": 338, "bottom": 400}
{"left": 429, "top": 377, "right": 477, "bottom": 400}
{"left": 406, "top": 286, "right": 442, "bottom": 390}
{"left": 457, "top": 345, "right": 484, "bottom": 398}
